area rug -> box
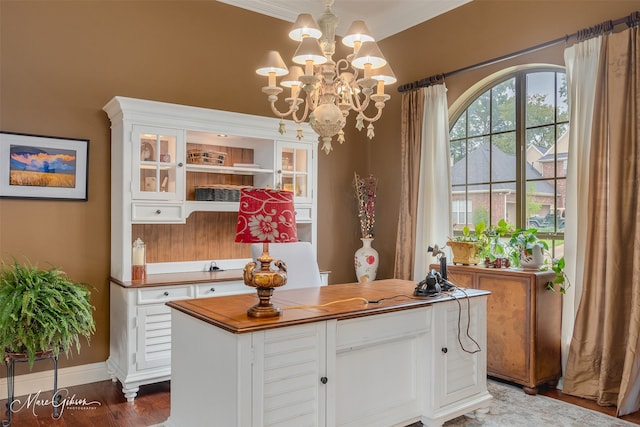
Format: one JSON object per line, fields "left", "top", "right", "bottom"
{"left": 442, "top": 379, "right": 637, "bottom": 427}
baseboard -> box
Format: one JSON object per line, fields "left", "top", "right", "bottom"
{"left": 0, "top": 361, "right": 110, "bottom": 400}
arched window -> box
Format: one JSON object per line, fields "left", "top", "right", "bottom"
{"left": 449, "top": 66, "right": 568, "bottom": 254}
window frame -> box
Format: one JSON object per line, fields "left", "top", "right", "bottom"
{"left": 448, "top": 65, "right": 568, "bottom": 252}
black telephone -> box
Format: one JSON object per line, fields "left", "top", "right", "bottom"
{"left": 414, "top": 269, "right": 441, "bottom": 296}
{"left": 414, "top": 245, "right": 454, "bottom": 296}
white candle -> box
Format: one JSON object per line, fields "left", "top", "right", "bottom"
{"left": 132, "top": 238, "right": 145, "bottom": 266}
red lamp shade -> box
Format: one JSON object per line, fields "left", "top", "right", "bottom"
{"left": 235, "top": 188, "right": 298, "bottom": 243}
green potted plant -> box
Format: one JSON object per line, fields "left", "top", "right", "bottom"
{"left": 479, "top": 219, "right": 514, "bottom": 267}
{"left": 448, "top": 222, "right": 486, "bottom": 265}
{"left": 0, "top": 259, "right": 96, "bottom": 367}
{"left": 544, "top": 256, "right": 570, "bottom": 294}
{"left": 508, "top": 227, "right": 548, "bottom": 269}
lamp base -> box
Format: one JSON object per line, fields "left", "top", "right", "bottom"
{"left": 247, "top": 287, "right": 282, "bottom": 318}
{"left": 243, "top": 243, "right": 288, "bottom": 318}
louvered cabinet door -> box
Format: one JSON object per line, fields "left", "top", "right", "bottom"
{"left": 252, "top": 322, "right": 328, "bottom": 427}
{"left": 431, "top": 297, "right": 487, "bottom": 410}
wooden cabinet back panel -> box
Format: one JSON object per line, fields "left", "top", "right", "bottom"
{"left": 132, "top": 211, "right": 250, "bottom": 263}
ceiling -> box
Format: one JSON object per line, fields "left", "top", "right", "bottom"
{"left": 217, "top": 0, "right": 472, "bottom": 41}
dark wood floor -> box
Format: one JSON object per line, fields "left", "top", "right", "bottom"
{"left": 1, "top": 379, "right": 638, "bottom": 426}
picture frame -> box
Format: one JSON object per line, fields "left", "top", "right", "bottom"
{"left": 0, "top": 131, "right": 89, "bottom": 200}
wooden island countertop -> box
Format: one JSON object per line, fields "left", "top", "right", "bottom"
{"left": 167, "top": 278, "right": 489, "bottom": 334}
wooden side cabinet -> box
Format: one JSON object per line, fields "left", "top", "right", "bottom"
{"left": 440, "top": 264, "right": 561, "bottom": 394}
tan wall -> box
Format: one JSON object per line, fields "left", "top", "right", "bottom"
{"left": 1, "top": 0, "right": 638, "bottom": 375}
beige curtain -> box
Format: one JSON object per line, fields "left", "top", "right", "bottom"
{"left": 394, "top": 89, "right": 424, "bottom": 279}
{"left": 563, "top": 25, "right": 640, "bottom": 416}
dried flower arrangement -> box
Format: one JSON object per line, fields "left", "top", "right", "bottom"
{"left": 353, "top": 172, "right": 377, "bottom": 239}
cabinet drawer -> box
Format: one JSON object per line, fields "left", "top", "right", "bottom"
{"left": 195, "top": 280, "right": 251, "bottom": 298}
{"left": 294, "top": 206, "right": 312, "bottom": 222}
{"left": 337, "top": 307, "right": 431, "bottom": 350}
{"left": 132, "top": 203, "right": 184, "bottom": 223}
{"left": 137, "top": 285, "right": 194, "bottom": 304}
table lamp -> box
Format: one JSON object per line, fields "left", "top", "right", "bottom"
{"left": 235, "top": 188, "right": 297, "bottom": 318}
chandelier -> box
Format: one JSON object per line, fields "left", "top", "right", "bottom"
{"left": 255, "top": 0, "right": 396, "bottom": 154}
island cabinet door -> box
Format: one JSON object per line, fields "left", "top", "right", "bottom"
{"left": 430, "top": 297, "right": 488, "bottom": 411}
{"left": 333, "top": 308, "right": 431, "bottom": 427}
{"left": 251, "top": 321, "right": 330, "bottom": 427}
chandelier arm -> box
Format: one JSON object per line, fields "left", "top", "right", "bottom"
{"left": 355, "top": 104, "right": 386, "bottom": 123}
{"left": 268, "top": 95, "right": 310, "bottom": 122}
{"left": 291, "top": 98, "right": 311, "bottom": 123}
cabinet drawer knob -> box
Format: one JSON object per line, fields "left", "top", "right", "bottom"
{"left": 441, "top": 347, "right": 448, "bottom": 354}
{"left": 155, "top": 209, "right": 161, "bottom": 214}
{"left": 178, "top": 162, "right": 184, "bottom": 167}
{"left": 320, "top": 376, "right": 328, "bottom": 384}
{"left": 210, "top": 287, "right": 215, "bottom": 293}
{"left": 163, "top": 291, "right": 169, "bottom": 296}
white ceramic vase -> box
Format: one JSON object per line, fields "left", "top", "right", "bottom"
{"left": 354, "top": 238, "right": 379, "bottom": 283}
{"left": 519, "top": 244, "right": 544, "bottom": 270}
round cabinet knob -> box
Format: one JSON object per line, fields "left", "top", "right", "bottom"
{"left": 155, "top": 209, "right": 161, "bottom": 214}
{"left": 441, "top": 347, "right": 448, "bottom": 354}
{"left": 163, "top": 291, "right": 169, "bottom": 296}
{"left": 178, "top": 162, "right": 184, "bottom": 167}
{"left": 320, "top": 377, "right": 328, "bottom": 384}
{"left": 277, "top": 170, "right": 282, "bottom": 174}
{"left": 209, "top": 287, "right": 215, "bottom": 293}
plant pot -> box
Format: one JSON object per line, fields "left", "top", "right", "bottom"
{"left": 447, "top": 241, "right": 480, "bottom": 265}
{"left": 519, "top": 244, "right": 544, "bottom": 270}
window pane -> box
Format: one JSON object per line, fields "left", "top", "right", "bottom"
{"left": 491, "top": 184, "right": 516, "bottom": 225}
{"left": 492, "top": 131, "right": 516, "bottom": 182}
{"left": 526, "top": 72, "right": 555, "bottom": 127}
{"left": 491, "top": 78, "right": 516, "bottom": 132}
{"left": 451, "top": 190, "right": 472, "bottom": 230}
{"left": 526, "top": 179, "right": 558, "bottom": 230}
{"left": 467, "top": 136, "right": 490, "bottom": 184}
{"left": 467, "top": 90, "right": 490, "bottom": 137}
{"left": 557, "top": 72, "right": 569, "bottom": 122}
{"left": 450, "top": 114, "right": 467, "bottom": 140}
{"left": 556, "top": 124, "right": 569, "bottom": 178}
{"left": 450, "top": 138, "right": 466, "bottom": 166}
{"left": 468, "top": 184, "right": 486, "bottom": 227}
{"left": 526, "top": 125, "right": 555, "bottom": 179}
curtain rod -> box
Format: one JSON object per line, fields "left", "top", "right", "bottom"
{"left": 397, "top": 11, "right": 640, "bottom": 93}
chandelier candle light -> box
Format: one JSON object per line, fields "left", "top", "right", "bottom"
{"left": 256, "top": 0, "right": 397, "bottom": 155}
{"left": 235, "top": 188, "right": 298, "bottom": 318}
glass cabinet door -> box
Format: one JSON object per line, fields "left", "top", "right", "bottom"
{"left": 132, "top": 125, "right": 185, "bottom": 201}
{"left": 277, "top": 142, "right": 312, "bottom": 204}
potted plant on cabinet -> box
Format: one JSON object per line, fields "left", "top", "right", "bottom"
{"left": 0, "top": 259, "right": 96, "bottom": 367}
{"left": 448, "top": 222, "right": 486, "bottom": 265}
{"left": 508, "top": 227, "right": 548, "bottom": 270}
{"left": 545, "top": 256, "right": 570, "bottom": 294}
{"left": 480, "top": 219, "right": 513, "bottom": 268}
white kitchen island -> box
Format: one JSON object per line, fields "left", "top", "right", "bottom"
{"left": 164, "top": 279, "right": 491, "bottom": 427}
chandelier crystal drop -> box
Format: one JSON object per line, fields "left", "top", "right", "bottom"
{"left": 255, "top": 0, "right": 396, "bottom": 154}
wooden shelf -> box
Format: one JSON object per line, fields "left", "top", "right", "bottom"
{"left": 185, "top": 200, "right": 239, "bottom": 215}
{"left": 186, "top": 164, "right": 273, "bottom": 175}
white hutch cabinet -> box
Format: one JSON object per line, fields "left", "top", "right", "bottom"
{"left": 103, "top": 97, "right": 319, "bottom": 401}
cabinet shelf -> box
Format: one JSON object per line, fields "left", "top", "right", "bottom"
{"left": 186, "top": 164, "right": 273, "bottom": 175}
{"left": 185, "top": 200, "right": 239, "bottom": 216}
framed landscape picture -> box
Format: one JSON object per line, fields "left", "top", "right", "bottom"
{"left": 0, "top": 132, "right": 89, "bottom": 200}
